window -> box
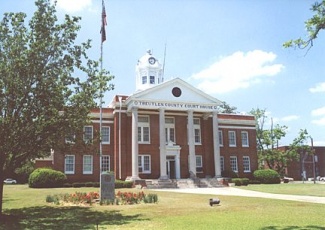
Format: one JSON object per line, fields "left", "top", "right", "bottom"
{"left": 150, "top": 76, "right": 155, "bottom": 84}
{"left": 102, "top": 126, "right": 110, "bottom": 144}
{"left": 241, "top": 131, "right": 249, "bottom": 147}
{"left": 165, "top": 117, "right": 175, "bottom": 143}
{"left": 220, "top": 156, "right": 225, "bottom": 172}
{"left": 83, "top": 126, "right": 93, "bottom": 143}
{"left": 243, "top": 156, "right": 251, "bottom": 172}
{"left": 64, "top": 155, "right": 75, "bottom": 174}
{"left": 218, "top": 130, "right": 223, "bottom": 147}
{"left": 194, "top": 118, "right": 201, "bottom": 144}
{"left": 230, "top": 156, "right": 238, "bottom": 172}
{"left": 142, "top": 76, "right": 147, "bottom": 84}
{"left": 196, "top": 155, "right": 203, "bottom": 172}
{"left": 138, "top": 116, "right": 150, "bottom": 143}
{"left": 138, "top": 155, "right": 151, "bottom": 173}
{"left": 83, "top": 155, "right": 93, "bottom": 174}
{"left": 102, "top": 155, "right": 110, "bottom": 172}
{"left": 228, "top": 131, "right": 236, "bottom": 147}
{"left": 65, "top": 134, "right": 76, "bottom": 144}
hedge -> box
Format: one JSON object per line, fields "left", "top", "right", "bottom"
{"left": 61, "top": 180, "right": 133, "bottom": 188}
{"left": 29, "top": 168, "right": 67, "bottom": 188}
{"left": 232, "top": 178, "right": 249, "bottom": 186}
{"left": 253, "top": 169, "right": 281, "bottom": 184}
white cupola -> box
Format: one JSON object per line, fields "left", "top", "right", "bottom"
{"left": 135, "top": 50, "right": 163, "bottom": 91}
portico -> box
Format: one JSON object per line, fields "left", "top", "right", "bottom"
{"left": 125, "top": 77, "right": 222, "bottom": 180}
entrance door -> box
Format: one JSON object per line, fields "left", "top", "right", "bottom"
{"left": 166, "top": 156, "right": 176, "bottom": 179}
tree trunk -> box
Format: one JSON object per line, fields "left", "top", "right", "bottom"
{"left": 0, "top": 174, "right": 4, "bottom": 217}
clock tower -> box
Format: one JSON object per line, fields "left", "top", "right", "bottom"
{"left": 135, "top": 50, "right": 163, "bottom": 91}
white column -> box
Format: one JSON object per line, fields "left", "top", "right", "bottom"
{"left": 130, "top": 106, "right": 140, "bottom": 180}
{"left": 175, "top": 151, "right": 181, "bottom": 179}
{"left": 213, "top": 111, "right": 221, "bottom": 177}
{"left": 187, "top": 110, "right": 196, "bottom": 177}
{"left": 159, "top": 108, "right": 168, "bottom": 179}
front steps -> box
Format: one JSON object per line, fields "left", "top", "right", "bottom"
{"left": 144, "top": 178, "right": 225, "bottom": 189}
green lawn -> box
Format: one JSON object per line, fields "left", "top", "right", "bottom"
{"left": 239, "top": 182, "right": 325, "bottom": 197}
{"left": 1, "top": 184, "right": 325, "bottom": 230}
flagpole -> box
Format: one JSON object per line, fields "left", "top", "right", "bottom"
{"left": 99, "top": 0, "right": 106, "bottom": 200}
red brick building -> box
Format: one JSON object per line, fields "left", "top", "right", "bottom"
{"left": 37, "top": 51, "right": 258, "bottom": 183}
{"left": 279, "top": 146, "right": 325, "bottom": 180}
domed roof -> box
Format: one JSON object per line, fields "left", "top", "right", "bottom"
{"left": 137, "top": 50, "right": 161, "bottom": 69}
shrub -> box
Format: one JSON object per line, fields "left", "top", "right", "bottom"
{"left": 253, "top": 169, "right": 281, "bottom": 184}
{"left": 232, "top": 178, "right": 249, "bottom": 186}
{"left": 93, "top": 182, "right": 100, "bottom": 188}
{"left": 144, "top": 193, "right": 158, "bottom": 203}
{"left": 221, "top": 170, "right": 238, "bottom": 178}
{"left": 249, "top": 180, "right": 261, "bottom": 184}
{"left": 115, "top": 180, "right": 133, "bottom": 188}
{"left": 85, "top": 182, "right": 94, "bottom": 187}
{"left": 28, "top": 168, "right": 67, "bottom": 188}
{"left": 72, "top": 182, "right": 84, "bottom": 188}
{"left": 63, "top": 183, "right": 72, "bottom": 188}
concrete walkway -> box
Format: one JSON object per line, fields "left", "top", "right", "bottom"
{"left": 154, "top": 187, "right": 325, "bottom": 204}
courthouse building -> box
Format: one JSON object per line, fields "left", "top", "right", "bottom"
{"left": 38, "top": 51, "right": 258, "bottom": 183}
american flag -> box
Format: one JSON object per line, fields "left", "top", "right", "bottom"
{"left": 101, "top": 0, "right": 107, "bottom": 43}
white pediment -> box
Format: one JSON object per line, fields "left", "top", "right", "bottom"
{"left": 125, "top": 78, "right": 222, "bottom": 112}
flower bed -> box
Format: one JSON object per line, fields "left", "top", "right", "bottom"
{"left": 46, "top": 191, "right": 158, "bottom": 206}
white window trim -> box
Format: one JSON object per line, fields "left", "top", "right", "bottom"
{"left": 83, "top": 126, "right": 93, "bottom": 143}
{"left": 138, "top": 116, "right": 150, "bottom": 144}
{"left": 102, "top": 126, "right": 110, "bottom": 144}
{"left": 165, "top": 117, "right": 176, "bottom": 144}
{"left": 228, "top": 131, "right": 236, "bottom": 147}
{"left": 243, "top": 156, "right": 251, "bottom": 173}
{"left": 101, "top": 155, "right": 110, "bottom": 172}
{"left": 138, "top": 155, "right": 151, "bottom": 174}
{"left": 230, "top": 156, "right": 238, "bottom": 173}
{"left": 64, "top": 155, "right": 75, "bottom": 174}
{"left": 241, "top": 131, "right": 249, "bottom": 147}
{"left": 194, "top": 118, "right": 201, "bottom": 145}
{"left": 83, "top": 155, "right": 93, "bottom": 174}
{"left": 220, "top": 156, "right": 225, "bottom": 172}
{"left": 195, "top": 155, "right": 203, "bottom": 172}
{"left": 65, "top": 134, "right": 76, "bottom": 144}
{"left": 219, "top": 130, "right": 223, "bottom": 147}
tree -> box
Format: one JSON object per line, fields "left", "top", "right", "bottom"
{"left": 0, "top": 0, "right": 113, "bottom": 216}
{"left": 219, "top": 101, "right": 238, "bottom": 114}
{"left": 283, "top": 1, "right": 325, "bottom": 50}
{"left": 250, "top": 108, "right": 312, "bottom": 176}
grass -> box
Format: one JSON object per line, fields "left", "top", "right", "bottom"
{"left": 239, "top": 182, "right": 325, "bottom": 197}
{"left": 1, "top": 184, "right": 325, "bottom": 229}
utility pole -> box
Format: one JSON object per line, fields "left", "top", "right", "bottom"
{"left": 311, "top": 137, "right": 316, "bottom": 184}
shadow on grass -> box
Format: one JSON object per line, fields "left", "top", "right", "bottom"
{"left": 0, "top": 205, "right": 146, "bottom": 230}
{"left": 261, "top": 226, "right": 325, "bottom": 230}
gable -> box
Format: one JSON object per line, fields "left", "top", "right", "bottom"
{"left": 125, "top": 78, "right": 222, "bottom": 112}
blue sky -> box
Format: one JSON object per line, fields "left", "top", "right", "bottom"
{"left": 2, "top": 0, "right": 325, "bottom": 146}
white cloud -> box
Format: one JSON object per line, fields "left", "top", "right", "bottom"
{"left": 311, "top": 107, "right": 325, "bottom": 116}
{"left": 311, "top": 117, "right": 325, "bottom": 126}
{"left": 309, "top": 82, "right": 325, "bottom": 93}
{"left": 53, "top": 0, "right": 93, "bottom": 13}
{"left": 280, "top": 115, "right": 299, "bottom": 122}
{"left": 191, "top": 50, "right": 284, "bottom": 94}
{"left": 311, "top": 106, "right": 325, "bottom": 126}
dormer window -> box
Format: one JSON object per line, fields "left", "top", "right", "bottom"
{"left": 150, "top": 76, "right": 155, "bottom": 84}
{"left": 142, "top": 76, "right": 147, "bottom": 84}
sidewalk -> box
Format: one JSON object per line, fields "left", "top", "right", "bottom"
{"left": 154, "top": 187, "right": 325, "bottom": 204}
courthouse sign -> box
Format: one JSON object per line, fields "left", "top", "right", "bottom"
{"left": 132, "top": 100, "right": 219, "bottom": 112}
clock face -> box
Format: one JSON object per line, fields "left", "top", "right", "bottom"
{"left": 172, "top": 87, "right": 182, "bottom": 97}
{"left": 148, "top": 57, "right": 156, "bottom": 65}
